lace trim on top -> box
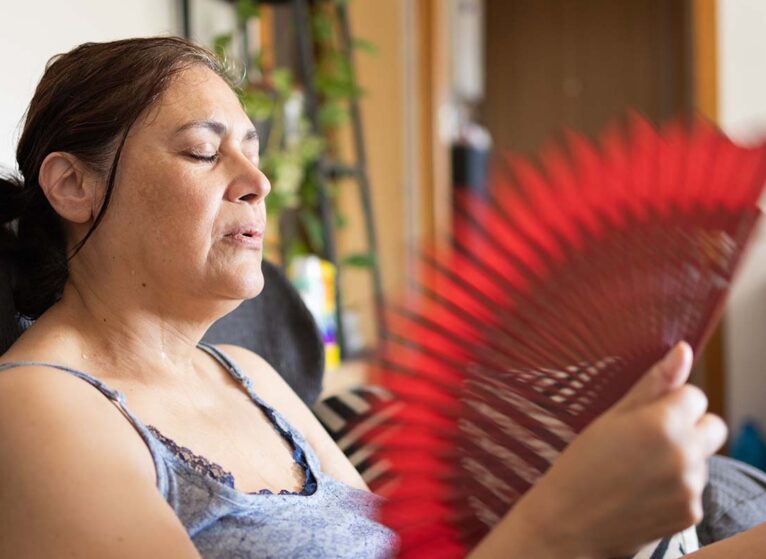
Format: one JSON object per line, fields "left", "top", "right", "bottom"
{"left": 146, "top": 425, "right": 236, "bottom": 489}
{"left": 146, "top": 422, "right": 318, "bottom": 496}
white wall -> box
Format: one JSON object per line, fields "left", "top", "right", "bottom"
{"left": 718, "top": 0, "right": 766, "bottom": 430}
{"left": 188, "top": 0, "right": 238, "bottom": 47}
{"left": 0, "top": 0, "right": 180, "bottom": 169}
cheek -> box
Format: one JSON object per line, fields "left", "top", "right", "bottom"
{"left": 116, "top": 164, "right": 220, "bottom": 257}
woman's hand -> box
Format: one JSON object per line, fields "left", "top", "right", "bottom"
{"left": 470, "top": 342, "right": 728, "bottom": 559}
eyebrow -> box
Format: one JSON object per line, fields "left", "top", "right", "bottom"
{"left": 175, "top": 119, "right": 259, "bottom": 142}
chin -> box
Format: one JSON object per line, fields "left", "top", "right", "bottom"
{"left": 205, "top": 258, "right": 266, "bottom": 302}
{"left": 242, "top": 280, "right": 266, "bottom": 300}
{"left": 229, "top": 271, "right": 266, "bottom": 301}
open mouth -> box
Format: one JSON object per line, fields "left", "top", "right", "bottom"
{"left": 230, "top": 231, "right": 256, "bottom": 239}
{"left": 225, "top": 225, "right": 264, "bottom": 238}
{"left": 224, "top": 224, "right": 264, "bottom": 248}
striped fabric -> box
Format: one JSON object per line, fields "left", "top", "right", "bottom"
{"left": 313, "top": 385, "right": 398, "bottom": 493}
{"left": 312, "top": 386, "right": 697, "bottom": 558}
{"left": 633, "top": 527, "right": 698, "bottom": 558}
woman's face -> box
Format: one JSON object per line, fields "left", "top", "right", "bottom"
{"left": 82, "top": 65, "right": 271, "bottom": 310}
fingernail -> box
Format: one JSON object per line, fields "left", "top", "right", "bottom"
{"left": 662, "top": 342, "right": 691, "bottom": 378}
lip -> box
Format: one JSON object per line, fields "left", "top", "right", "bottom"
{"left": 224, "top": 223, "right": 265, "bottom": 250}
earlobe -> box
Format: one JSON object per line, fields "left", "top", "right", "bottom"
{"left": 38, "top": 152, "right": 94, "bottom": 224}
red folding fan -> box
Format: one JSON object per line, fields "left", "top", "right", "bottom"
{"left": 369, "top": 114, "right": 766, "bottom": 557}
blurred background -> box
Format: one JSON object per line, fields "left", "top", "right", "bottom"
{"left": 2, "top": 0, "right": 766, "bottom": 464}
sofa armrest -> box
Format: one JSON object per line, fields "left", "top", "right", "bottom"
{"left": 697, "top": 455, "right": 766, "bottom": 545}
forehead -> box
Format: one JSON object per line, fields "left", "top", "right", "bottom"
{"left": 139, "top": 65, "right": 249, "bottom": 133}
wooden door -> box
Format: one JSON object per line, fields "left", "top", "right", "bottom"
{"left": 480, "top": 0, "right": 729, "bottom": 416}
{"left": 482, "top": 0, "right": 692, "bottom": 155}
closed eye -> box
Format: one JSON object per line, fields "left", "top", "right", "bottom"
{"left": 188, "top": 153, "right": 219, "bottom": 163}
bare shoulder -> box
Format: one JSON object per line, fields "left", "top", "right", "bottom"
{"left": 0, "top": 363, "right": 154, "bottom": 482}
{"left": 217, "top": 344, "right": 308, "bottom": 404}
{"left": 215, "top": 344, "right": 369, "bottom": 491}
{"left": 214, "top": 343, "right": 315, "bottom": 427}
{"left": 0, "top": 365, "right": 201, "bottom": 557}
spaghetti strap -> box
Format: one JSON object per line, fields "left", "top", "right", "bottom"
{"left": 197, "top": 342, "right": 250, "bottom": 384}
{"left": 0, "top": 360, "right": 124, "bottom": 401}
{"left": 0, "top": 360, "right": 171, "bottom": 496}
{"left": 197, "top": 342, "right": 322, "bottom": 490}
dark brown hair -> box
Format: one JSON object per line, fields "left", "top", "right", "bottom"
{"left": 0, "top": 37, "right": 230, "bottom": 334}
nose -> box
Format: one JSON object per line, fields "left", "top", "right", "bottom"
{"left": 225, "top": 154, "right": 271, "bottom": 205}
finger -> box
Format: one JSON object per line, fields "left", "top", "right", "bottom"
{"left": 682, "top": 462, "right": 708, "bottom": 525}
{"left": 659, "top": 384, "right": 709, "bottom": 425}
{"left": 656, "top": 341, "right": 693, "bottom": 390}
{"left": 686, "top": 461, "right": 709, "bottom": 497}
{"left": 615, "top": 342, "right": 693, "bottom": 411}
{"left": 694, "top": 413, "right": 728, "bottom": 457}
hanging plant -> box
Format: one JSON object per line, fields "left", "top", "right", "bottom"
{"left": 213, "top": 0, "right": 376, "bottom": 268}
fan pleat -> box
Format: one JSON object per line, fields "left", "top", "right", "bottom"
{"left": 370, "top": 114, "right": 766, "bottom": 558}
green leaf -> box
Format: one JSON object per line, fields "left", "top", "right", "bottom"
{"left": 299, "top": 210, "right": 326, "bottom": 254}
{"left": 312, "top": 12, "right": 334, "bottom": 42}
{"left": 300, "top": 175, "right": 319, "bottom": 207}
{"left": 213, "top": 33, "right": 233, "bottom": 59}
{"left": 315, "top": 57, "right": 364, "bottom": 100}
{"left": 326, "top": 181, "right": 340, "bottom": 198}
{"left": 352, "top": 38, "right": 378, "bottom": 55}
{"left": 342, "top": 252, "right": 375, "bottom": 268}
{"left": 240, "top": 89, "right": 275, "bottom": 120}
{"left": 249, "top": 51, "right": 264, "bottom": 74}
{"left": 272, "top": 68, "right": 294, "bottom": 96}
{"left": 318, "top": 103, "right": 350, "bottom": 129}
{"left": 285, "top": 240, "right": 311, "bottom": 265}
{"left": 236, "top": 0, "right": 260, "bottom": 23}
{"left": 266, "top": 190, "right": 289, "bottom": 215}
{"left": 297, "top": 135, "right": 326, "bottom": 162}
{"left": 316, "top": 74, "right": 358, "bottom": 100}
{"left": 273, "top": 158, "right": 305, "bottom": 198}
{"left": 335, "top": 213, "right": 348, "bottom": 229}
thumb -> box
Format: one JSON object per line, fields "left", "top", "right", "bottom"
{"left": 613, "top": 342, "right": 693, "bottom": 412}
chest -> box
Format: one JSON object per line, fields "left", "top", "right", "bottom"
{"left": 114, "top": 375, "right": 310, "bottom": 495}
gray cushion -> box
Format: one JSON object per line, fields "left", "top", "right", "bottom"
{"left": 697, "top": 455, "right": 766, "bottom": 545}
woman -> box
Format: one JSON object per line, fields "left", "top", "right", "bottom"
{"left": 0, "top": 37, "right": 759, "bottom": 558}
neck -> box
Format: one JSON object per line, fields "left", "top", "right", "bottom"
{"left": 30, "top": 276, "right": 238, "bottom": 385}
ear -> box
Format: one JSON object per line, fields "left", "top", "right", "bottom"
{"left": 38, "top": 152, "right": 99, "bottom": 224}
